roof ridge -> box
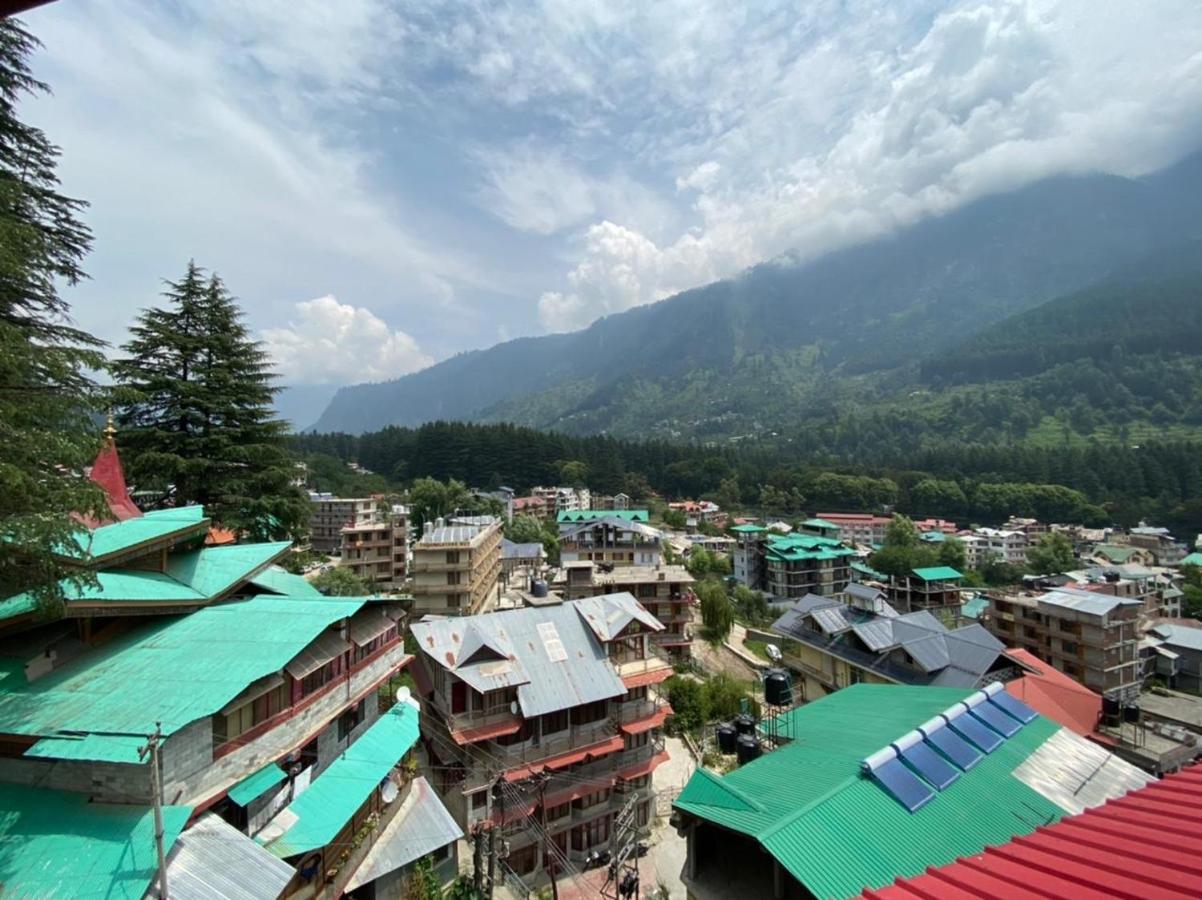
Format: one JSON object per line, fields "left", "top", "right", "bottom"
{"left": 763, "top": 771, "right": 861, "bottom": 839}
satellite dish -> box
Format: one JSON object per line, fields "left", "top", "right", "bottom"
{"left": 766, "top": 644, "right": 782, "bottom": 663}
{"left": 381, "top": 780, "right": 399, "bottom": 804}
{"left": 397, "top": 686, "right": 411, "bottom": 704}
{"left": 510, "top": 700, "right": 519, "bottom": 715}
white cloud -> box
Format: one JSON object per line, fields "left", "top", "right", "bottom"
{"left": 262, "top": 296, "right": 433, "bottom": 385}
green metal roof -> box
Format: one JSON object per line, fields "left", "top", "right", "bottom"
{"left": 674, "top": 684, "right": 1065, "bottom": 899}
{"left": 165, "top": 541, "right": 291, "bottom": 597}
{"left": 911, "top": 566, "right": 964, "bottom": 582}
{"left": 0, "top": 595, "right": 369, "bottom": 761}
{"left": 802, "top": 518, "right": 840, "bottom": 531}
{"left": 731, "top": 524, "right": 767, "bottom": 533}
{"left": 0, "top": 782, "right": 190, "bottom": 898}
{"left": 556, "top": 509, "right": 650, "bottom": 523}
{"left": 229, "top": 761, "right": 287, "bottom": 806}
{"left": 65, "top": 506, "right": 209, "bottom": 561}
{"left": 1094, "top": 544, "right": 1140, "bottom": 563}
{"left": 0, "top": 591, "right": 37, "bottom": 622}
{"left": 1179, "top": 552, "right": 1202, "bottom": 568}
{"left": 960, "top": 595, "right": 990, "bottom": 620}
{"left": 851, "top": 561, "right": 887, "bottom": 580}
{"left": 765, "top": 532, "right": 855, "bottom": 563}
{"left": 920, "top": 531, "right": 947, "bottom": 543}
{"left": 24, "top": 732, "right": 147, "bottom": 763}
{"left": 265, "top": 701, "right": 420, "bottom": 858}
{"left": 251, "top": 564, "right": 323, "bottom": 597}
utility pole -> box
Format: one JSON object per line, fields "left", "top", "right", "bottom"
{"left": 603, "top": 791, "right": 641, "bottom": 900}
{"left": 138, "top": 722, "right": 169, "bottom": 900}
{"left": 472, "top": 824, "right": 486, "bottom": 898}
{"left": 487, "top": 776, "right": 503, "bottom": 899}
{"left": 537, "top": 772, "right": 558, "bottom": 900}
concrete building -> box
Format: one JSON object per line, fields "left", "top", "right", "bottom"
{"left": 887, "top": 566, "right": 966, "bottom": 615}
{"left": 1125, "top": 526, "right": 1189, "bottom": 566}
{"left": 770, "top": 586, "right": 1020, "bottom": 702}
{"left": 340, "top": 504, "right": 408, "bottom": 589}
{"left": 814, "top": 513, "right": 893, "bottom": 546}
{"left": 558, "top": 516, "right": 662, "bottom": 567}
{"left": 732, "top": 524, "right": 768, "bottom": 590}
{"left": 309, "top": 494, "right": 380, "bottom": 553}
{"left": 967, "top": 527, "right": 1029, "bottom": 567}
{"left": 501, "top": 538, "right": 547, "bottom": 578}
{"left": 409, "top": 595, "right": 673, "bottom": 885}
{"left": 986, "top": 587, "right": 1143, "bottom": 700}
{"left": 558, "top": 562, "right": 695, "bottom": 659}
{"left": 532, "top": 485, "right": 591, "bottom": 515}
{"left": 1143, "top": 622, "right": 1202, "bottom": 693}
{"left": 763, "top": 532, "right": 857, "bottom": 599}
{"left": 409, "top": 516, "right": 503, "bottom": 617}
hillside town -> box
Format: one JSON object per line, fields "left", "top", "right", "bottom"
{"left": 4, "top": 4, "right": 1202, "bottom": 900}
{"left": 4, "top": 431, "right": 1202, "bottom": 899}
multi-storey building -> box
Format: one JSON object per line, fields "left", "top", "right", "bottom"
{"left": 409, "top": 595, "right": 673, "bottom": 884}
{"left": 0, "top": 437, "right": 456, "bottom": 898}
{"left": 967, "top": 527, "right": 1029, "bottom": 568}
{"left": 409, "top": 516, "right": 503, "bottom": 616}
{"left": 559, "top": 562, "right": 695, "bottom": 659}
{"left": 813, "top": 513, "right": 893, "bottom": 546}
{"left": 591, "top": 492, "right": 632, "bottom": 511}
{"left": 887, "top": 566, "right": 966, "bottom": 615}
{"left": 309, "top": 494, "right": 380, "bottom": 553}
{"left": 986, "top": 586, "right": 1143, "bottom": 700}
{"left": 1124, "top": 526, "right": 1189, "bottom": 566}
{"left": 559, "top": 515, "right": 662, "bottom": 567}
{"left": 732, "top": 524, "right": 768, "bottom": 590}
{"left": 770, "top": 585, "right": 1019, "bottom": 701}
{"left": 763, "top": 532, "right": 856, "bottom": 599}
{"left": 340, "top": 504, "right": 408, "bottom": 588}
{"left": 533, "top": 485, "right": 591, "bottom": 515}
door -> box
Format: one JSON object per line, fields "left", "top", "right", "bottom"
{"left": 451, "top": 679, "right": 467, "bottom": 714}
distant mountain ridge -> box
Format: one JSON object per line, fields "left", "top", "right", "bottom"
{"left": 310, "top": 151, "right": 1202, "bottom": 439}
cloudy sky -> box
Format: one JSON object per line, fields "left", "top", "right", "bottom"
{"left": 22, "top": 0, "right": 1202, "bottom": 412}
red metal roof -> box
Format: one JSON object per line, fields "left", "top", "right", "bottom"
{"left": 503, "top": 735, "right": 625, "bottom": 782}
{"left": 621, "top": 667, "right": 673, "bottom": 689}
{"left": 1004, "top": 649, "right": 1102, "bottom": 738}
{"left": 619, "top": 705, "right": 671, "bottom": 736}
{"left": 862, "top": 765, "right": 1202, "bottom": 900}
{"left": 84, "top": 438, "right": 142, "bottom": 524}
{"left": 450, "top": 717, "right": 523, "bottom": 745}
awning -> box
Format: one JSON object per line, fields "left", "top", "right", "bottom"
{"left": 615, "top": 750, "right": 669, "bottom": 783}
{"left": 228, "top": 762, "right": 286, "bottom": 807}
{"left": 622, "top": 667, "right": 673, "bottom": 689}
{"left": 349, "top": 611, "right": 396, "bottom": 646}
{"left": 221, "top": 674, "right": 285, "bottom": 715}
{"left": 344, "top": 777, "right": 463, "bottom": 892}
{"left": 450, "top": 717, "right": 523, "bottom": 745}
{"left": 619, "top": 705, "right": 671, "bottom": 736}
{"left": 1155, "top": 646, "right": 1181, "bottom": 661}
{"left": 264, "top": 701, "right": 420, "bottom": 858}
{"left": 285, "top": 630, "right": 349, "bottom": 679}
{"left": 503, "top": 735, "right": 625, "bottom": 782}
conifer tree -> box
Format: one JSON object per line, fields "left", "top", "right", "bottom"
{"left": 0, "top": 20, "right": 107, "bottom": 606}
{"left": 115, "top": 262, "right": 308, "bottom": 538}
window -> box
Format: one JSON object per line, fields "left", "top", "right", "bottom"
{"left": 545, "top": 801, "right": 571, "bottom": 821}
{"left": 542, "top": 710, "right": 569, "bottom": 735}
{"left": 471, "top": 790, "right": 488, "bottom": 810}
{"left": 637, "top": 584, "right": 656, "bottom": 598}
{"left": 571, "top": 700, "right": 609, "bottom": 727}
{"left": 446, "top": 550, "right": 461, "bottom": 564}
{"left": 447, "top": 571, "right": 462, "bottom": 585}
{"left": 1063, "top": 640, "right": 1079, "bottom": 654}
{"left": 338, "top": 698, "right": 366, "bottom": 740}
{"left": 216, "top": 682, "right": 290, "bottom": 744}
{"left": 300, "top": 660, "right": 338, "bottom": 696}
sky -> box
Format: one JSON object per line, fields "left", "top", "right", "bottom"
{"left": 21, "top": 0, "right": 1202, "bottom": 419}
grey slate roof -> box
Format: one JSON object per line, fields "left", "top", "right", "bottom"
{"left": 154, "top": 814, "right": 294, "bottom": 900}
{"left": 771, "top": 598, "right": 1008, "bottom": 688}
{"left": 410, "top": 594, "right": 660, "bottom": 717}
{"left": 1037, "top": 588, "right": 1144, "bottom": 617}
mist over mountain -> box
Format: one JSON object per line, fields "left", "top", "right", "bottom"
{"left": 309, "top": 151, "right": 1202, "bottom": 441}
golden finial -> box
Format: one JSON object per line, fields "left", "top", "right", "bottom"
{"left": 104, "top": 410, "right": 117, "bottom": 441}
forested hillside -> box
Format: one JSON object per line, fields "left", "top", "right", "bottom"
{"left": 292, "top": 423, "right": 1202, "bottom": 533}
{"left": 311, "top": 151, "right": 1202, "bottom": 440}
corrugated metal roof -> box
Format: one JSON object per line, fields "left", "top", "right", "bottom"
{"left": 502, "top": 539, "right": 545, "bottom": 560}
{"left": 1037, "top": 589, "right": 1143, "bottom": 616}
{"left": 284, "top": 629, "right": 350, "bottom": 679}
{"left": 64, "top": 505, "right": 209, "bottom": 561}
{"left": 1011, "top": 726, "right": 1153, "bottom": 815}
{"left": 0, "top": 781, "right": 190, "bottom": 898}
{"left": 250, "top": 565, "right": 323, "bottom": 598}
{"left": 154, "top": 814, "right": 294, "bottom": 900}
{"left": 852, "top": 619, "right": 898, "bottom": 652}
{"left": 0, "top": 595, "right": 368, "bottom": 760}
{"left": 344, "top": 777, "right": 463, "bottom": 891}
{"left": 911, "top": 566, "right": 963, "bottom": 582}
{"left": 228, "top": 762, "right": 287, "bottom": 806}
{"left": 557, "top": 510, "right": 649, "bottom": 523}
{"left": 410, "top": 595, "right": 651, "bottom": 718}
{"left": 811, "top": 606, "right": 855, "bottom": 635}
{"left": 559, "top": 518, "right": 662, "bottom": 539}
{"left": 265, "top": 700, "right": 420, "bottom": 858}
{"left": 675, "top": 684, "right": 1150, "bottom": 899}
{"left": 1151, "top": 623, "right": 1202, "bottom": 652}
{"left": 862, "top": 765, "right": 1202, "bottom": 900}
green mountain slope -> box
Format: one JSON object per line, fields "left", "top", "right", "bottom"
{"left": 310, "top": 151, "right": 1202, "bottom": 440}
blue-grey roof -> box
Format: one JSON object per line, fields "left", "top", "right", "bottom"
{"left": 502, "top": 539, "right": 545, "bottom": 561}
{"left": 411, "top": 594, "right": 658, "bottom": 717}
{"left": 1150, "top": 624, "right": 1202, "bottom": 653}
{"left": 1036, "top": 588, "right": 1143, "bottom": 617}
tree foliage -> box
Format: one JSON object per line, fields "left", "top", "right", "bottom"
{"left": 686, "top": 547, "right": 731, "bottom": 579}
{"left": 114, "top": 262, "right": 308, "bottom": 538}
{"left": 664, "top": 672, "right": 759, "bottom": 734}
{"left": 697, "top": 579, "right": 734, "bottom": 642}
{"left": 1026, "top": 532, "right": 1075, "bottom": 575}
{"left": 0, "top": 20, "right": 107, "bottom": 607}
{"left": 311, "top": 565, "right": 373, "bottom": 597}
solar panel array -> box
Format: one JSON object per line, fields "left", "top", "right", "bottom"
{"left": 861, "top": 683, "right": 1039, "bottom": 812}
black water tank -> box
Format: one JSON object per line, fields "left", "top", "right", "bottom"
{"left": 531, "top": 579, "right": 549, "bottom": 598}
{"left": 1123, "top": 704, "right": 1141, "bottom": 723}
{"left": 736, "top": 734, "right": 762, "bottom": 765}
{"left": 733, "top": 713, "right": 756, "bottom": 736}
{"left": 764, "top": 669, "right": 792, "bottom": 707}
{"left": 1102, "top": 696, "right": 1120, "bottom": 716}
{"left": 716, "top": 723, "right": 738, "bottom": 754}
